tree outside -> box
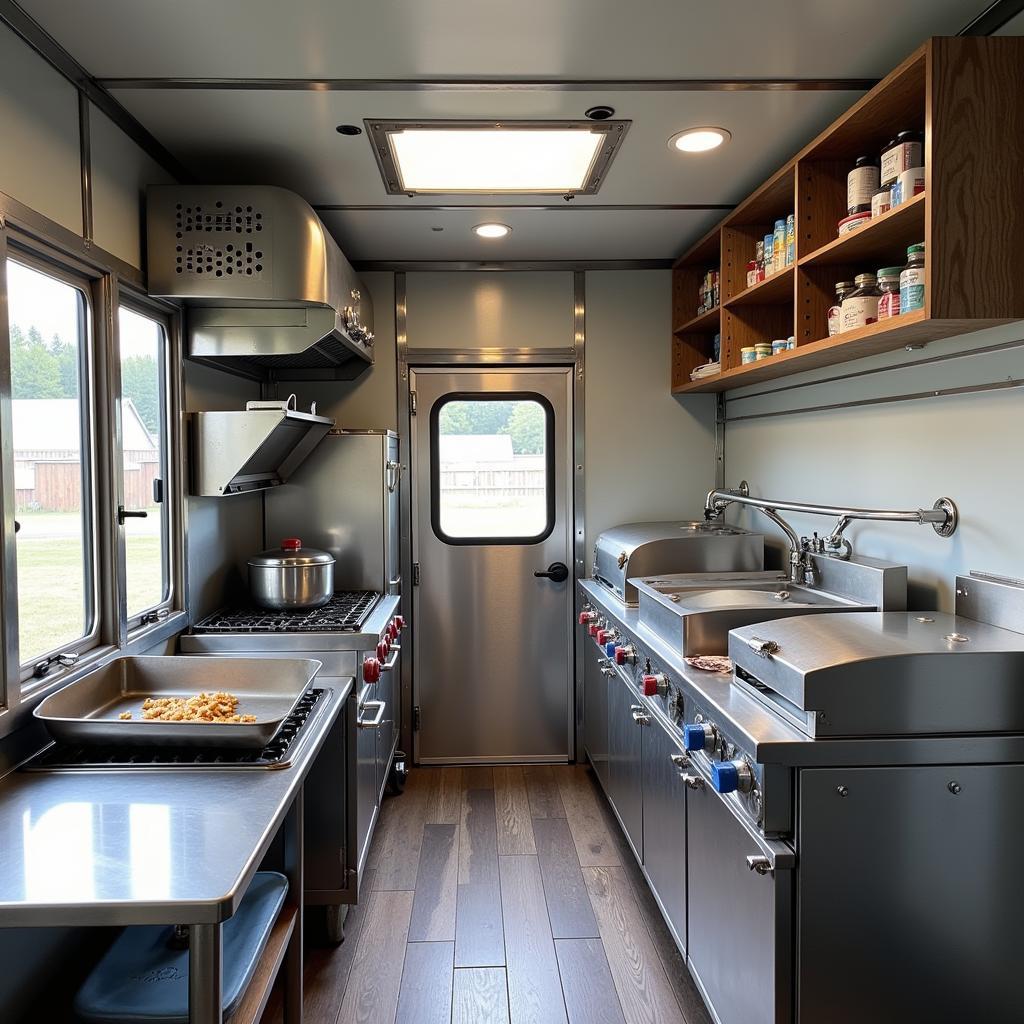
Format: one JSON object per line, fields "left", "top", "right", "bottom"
{"left": 438, "top": 398, "right": 545, "bottom": 454}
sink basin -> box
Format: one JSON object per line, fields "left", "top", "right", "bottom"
{"left": 633, "top": 573, "right": 875, "bottom": 656}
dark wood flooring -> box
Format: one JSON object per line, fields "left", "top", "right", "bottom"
{"left": 266, "top": 764, "right": 711, "bottom": 1024}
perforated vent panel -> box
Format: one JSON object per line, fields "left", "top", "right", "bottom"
{"left": 173, "top": 200, "right": 266, "bottom": 279}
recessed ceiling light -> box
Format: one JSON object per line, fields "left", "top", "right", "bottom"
{"left": 668, "top": 127, "right": 731, "bottom": 153}
{"left": 472, "top": 222, "right": 512, "bottom": 239}
{"left": 366, "top": 120, "right": 630, "bottom": 195}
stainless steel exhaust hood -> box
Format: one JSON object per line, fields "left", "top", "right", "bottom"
{"left": 146, "top": 185, "right": 374, "bottom": 381}
{"left": 190, "top": 396, "right": 334, "bottom": 496}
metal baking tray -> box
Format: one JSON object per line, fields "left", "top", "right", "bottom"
{"left": 33, "top": 656, "right": 322, "bottom": 748}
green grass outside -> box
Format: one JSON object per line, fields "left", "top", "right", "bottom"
{"left": 16, "top": 520, "right": 163, "bottom": 664}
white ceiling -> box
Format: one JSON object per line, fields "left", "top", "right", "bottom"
{"left": 15, "top": 0, "right": 1001, "bottom": 261}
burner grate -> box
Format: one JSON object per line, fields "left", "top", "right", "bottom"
{"left": 23, "top": 690, "right": 326, "bottom": 771}
{"left": 192, "top": 591, "right": 379, "bottom": 634}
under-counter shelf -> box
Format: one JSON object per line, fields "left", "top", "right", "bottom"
{"left": 669, "top": 36, "right": 1024, "bottom": 394}
{"left": 227, "top": 904, "right": 297, "bottom": 1024}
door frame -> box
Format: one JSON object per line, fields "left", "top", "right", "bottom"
{"left": 395, "top": 270, "right": 587, "bottom": 764}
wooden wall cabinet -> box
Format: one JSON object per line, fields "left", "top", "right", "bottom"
{"left": 671, "top": 37, "right": 1024, "bottom": 394}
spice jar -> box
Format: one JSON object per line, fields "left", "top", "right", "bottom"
{"left": 900, "top": 244, "right": 925, "bottom": 314}
{"left": 877, "top": 267, "right": 902, "bottom": 319}
{"left": 840, "top": 273, "right": 881, "bottom": 333}
{"left": 827, "top": 281, "right": 855, "bottom": 336}
{"left": 881, "top": 130, "right": 924, "bottom": 187}
{"left": 847, "top": 156, "right": 880, "bottom": 215}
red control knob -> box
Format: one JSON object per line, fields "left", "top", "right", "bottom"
{"left": 578, "top": 610, "right": 597, "bottom": 625}
{"left": 615, "top": 645, "right": 633, "bottom": 665}
{"left": 363, "top": 656, "right": 381, "bottom": 684}
{"left": 388, "top": 620, "right": 399, "bottom": 641}
{"left": 596, "top": 628, "right": 614, "bottom": 645}
{"left": 377, "top": 638, "right": 390, "bottom": 660}
{"left": 588, "top": 623, "right": 600, "bottom": 637}
{"left": 394, "top": 615, "right": 405, "bottom": 631}
{"left": 642, "top": 673, "right": 666, "bottom": 697}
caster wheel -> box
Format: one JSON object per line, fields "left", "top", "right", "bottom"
{"left": 388, "top": 750, "right": 409, "bottom": 794}
{"left": 326, "top": 904, "right": 349, "bottom": 944}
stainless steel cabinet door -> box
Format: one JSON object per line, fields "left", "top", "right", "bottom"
{"left": 386, "top": 432, "right": 401, "bottom": 594}
{"left": 607, "top": 673, "right": 643, "bottom": 856}
{"left": 375, "top": 653, "right": 399, "bottom": 800}
{"left": 355, "top": 686, "right": 380, "bottom": 874}
{"left": 798, "top": 765, "right": 1024, "bottom": 1023}
{"left": 582, "top": 630, "right": 610, "bottom": 789}
{"left": 410, "top": 368, "right": 573, "bottom": 762}
{"left": 687, "top": 779, "right": 792, "bottom": 1024}
{"left": 641, "top": 720, "right": 687, "bottom": 954}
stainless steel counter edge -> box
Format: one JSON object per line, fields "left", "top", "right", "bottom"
{"left": 579, "top": 581, "right": 1024, "bottom": 766}
{"left": 0, "top": 679, "right": 352, "bottom": 928}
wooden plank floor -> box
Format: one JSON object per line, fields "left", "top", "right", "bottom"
{"left": 268, "top": 764, "right": 711, "bottom": 1024}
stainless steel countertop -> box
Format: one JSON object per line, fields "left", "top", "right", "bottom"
{"left": 0, "top": 678, "right": 351, "bottom": 928}
{"left": 580, "top": 580, "right": 1024, "bottom": 767}
{"left": 180, "top": 594, "right": 401, "bottom": 654}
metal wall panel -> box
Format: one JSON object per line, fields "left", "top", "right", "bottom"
{"left": 0, "top": 22, "right": 81, "bottom": 232}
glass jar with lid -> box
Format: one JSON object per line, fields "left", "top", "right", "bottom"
{"left": 840, "top": 273, "right": 881, "bottom": 333}
{"left": 900, "top": 243, "right": 925, "bottom": 314}
{"left": 877, "top": 267, "right": 902, "bottom": 319}
{"left": 827, "top": 280, "right": 856, "bottom": 336}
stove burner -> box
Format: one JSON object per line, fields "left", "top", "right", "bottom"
{"left": 23, "top": 689, "right": 326, "bottom": 771}
{"left": 192, "top": 591, "right": 379, "bottom": 634}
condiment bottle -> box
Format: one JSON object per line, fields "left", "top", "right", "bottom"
{"left": 840, "top": 273, "right": 881, "bottom": 333}
{"left": 900, "top": 244, "right": 926, "bottom": 314}
{"left": 848, "top": 156, "right": 880, "bottom": 215}
{"left": 877, "top": 267, "right": 902, "bottom": 319}
{"left": 827, "top": 281, "right": 855, "bottom": 336}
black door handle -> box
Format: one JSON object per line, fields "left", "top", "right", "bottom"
{"left": 117, "top": 505, "right": 148, "bottom": 525}
{"left": 534, "top": 561, "right": 569, "bottom": 584}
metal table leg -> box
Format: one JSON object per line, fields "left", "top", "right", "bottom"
{"left": 283, "top": 788, "right": 305, "bottom": 1022}
{"left": 189, "top": 922, "right": 223, "bottom": 1024}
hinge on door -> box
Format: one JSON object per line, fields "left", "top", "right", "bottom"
{"left": 413, "top": 562, "right": 420, "bottom": 586}
{"left": 413, "top": 705, "right": 421, "bottom": 731}
{"left": 410, "top": 390, "right": 418, "bottom": 415}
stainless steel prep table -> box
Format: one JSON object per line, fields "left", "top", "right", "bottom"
{"left": 0, "top": 677, "right": 351, "bottom": 1024}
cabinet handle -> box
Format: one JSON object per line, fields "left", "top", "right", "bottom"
{"left": 631, "top": 709, "right": 650, "bottom": 725}
{"left": 669, "top": 752, "right": 689, "bottom": 774}
{"left": 357, "top": 700, "right": 386, "bottom": 729}
{"left": 680, "top": 774, "right": 705, "bottom": 790}
{"left": 600, "top": 666, "right": 616, "bottom": 676}
{"left": 746, "top": 854, "right": 774, "bottom": 877}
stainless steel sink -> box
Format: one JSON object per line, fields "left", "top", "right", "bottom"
{"left": 633, "top": 572, "right": 876, "bottom": 655}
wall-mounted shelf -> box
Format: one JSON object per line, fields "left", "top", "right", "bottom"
{"left": 671, "top": 36, "right": 1024, "bottom": 394}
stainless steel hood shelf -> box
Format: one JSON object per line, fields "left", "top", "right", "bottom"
{"left": 190, "top": 397, "right": 334, "bottom": 496}
{"left": 147, "top": 184, "right": 374, "bottom": 382}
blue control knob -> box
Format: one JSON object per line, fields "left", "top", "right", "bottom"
{"left": 711, "top": 760, "right": 739, "bottom": 793}
{"left": 711, "top": 759, "right": 752, "bottom": 795}
{"left": 605, "top": 641, "right": 617, "bottom": 657}
{"left": 683, "top": 723, "right": 708, "bottom": 751}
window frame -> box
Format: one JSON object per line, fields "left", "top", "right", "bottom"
{"left": 0, "top": 205, "right": 187, "bottom": 734}
{"left": 115, "top": 295, "right": 176, "bottom": 631}
{"left": 6, "top": 245, "right": 103, "bottom": 683}
{"left": 429, "top": 390, "right": 556, "bottom": 546}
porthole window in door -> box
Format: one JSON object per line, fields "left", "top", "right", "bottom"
{"left": 430, "top": 392, "right": 554, "bottom": 544}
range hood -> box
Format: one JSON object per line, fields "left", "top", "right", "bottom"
{"left": 146, "top": 185, "right": 373, "bottom": 380}
{"left": 190, "top": 397, "right": 334, "bottom": 496}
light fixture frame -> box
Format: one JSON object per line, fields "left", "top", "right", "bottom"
{"left": 365, "top": 119, "right": 630, "bottom": 196}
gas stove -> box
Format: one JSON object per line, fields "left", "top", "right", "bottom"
{"left": 23, "top": 689, "right": 329, "bottom": 772}
{"left": 193, "top": 591, "right": 379, "bottom": 634}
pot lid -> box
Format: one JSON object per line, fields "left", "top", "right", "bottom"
{"left": 249, "top": 537, "right": 335, "bottom": 568}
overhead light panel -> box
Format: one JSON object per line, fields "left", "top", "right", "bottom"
{"left": 367, "top": 120, "right": 629, "bottom": 196}
{"left": 669, "top": 127, "right": 731, "bottom": 153}
{"left": 472, "top": 223, "right": 512, "bottom": 239}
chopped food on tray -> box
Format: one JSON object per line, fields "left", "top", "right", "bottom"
{"left": 123, "top": 691, "right": 258, "bottom": 724}
{"left": 684, "top": 655, "right": 733, "bottom": 674}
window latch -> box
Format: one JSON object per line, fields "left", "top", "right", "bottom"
{"left": 117, "top": 505, "right": 148, "bottom": 525}
{"left": 33, "top": 651, "right": 80, "bottom": 679}
{"left": 141, "top": 609, "right": 171, "bottom": 625}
